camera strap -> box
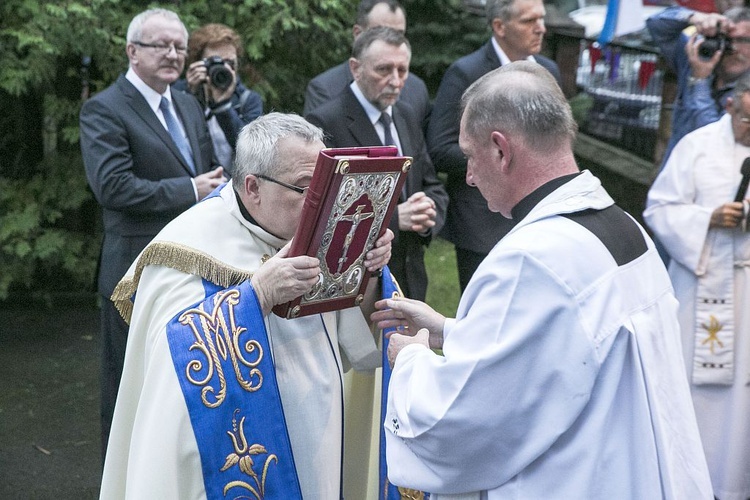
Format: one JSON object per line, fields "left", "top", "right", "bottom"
{"left": 234, "top": 89, "right": 252, "bottom": 119}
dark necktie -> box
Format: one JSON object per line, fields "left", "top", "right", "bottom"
{"left": 379, "top": 112, "right": 395, "bottom": 148}
{"left": 378, "top": 111, "right": 406, "bottom": 200}
{"left": 159, "top": 96, "right": 196, "bottom": 174}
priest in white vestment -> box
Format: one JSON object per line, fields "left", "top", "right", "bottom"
{"left": 99, "top": 113, "right": 393, "bottom": 499}
{"left": 372, "top": 62, "right": 713, "bottom": 500}
{"left": 644, "top": 75, "right": 750, "bottom": 500}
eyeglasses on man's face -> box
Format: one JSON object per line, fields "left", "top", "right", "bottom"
{"left": 256, "top": 174, "right": 308, "bottom": 195}
{"left": 133, "top": 41, "right": 187, "bottom": 56}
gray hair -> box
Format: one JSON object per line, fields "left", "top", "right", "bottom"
{"left": 232, "top": 113, "right": 325, "bottom": 190}
{"left": 351, "top": 25, "right": 410, "bottom": 59}
{"left": 461, "top": 61, "right": 577, "bottom": 153}
{"left": 126, "top": 8, "right": 188, "bottom": 44}
{"left": 725, "top": 7, "right": 750, "bottom": 23}
{"left": 485, "top": 0, "right": 518, "bottom": 25}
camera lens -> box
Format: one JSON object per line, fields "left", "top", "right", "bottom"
{"left": 698, "top": 35, "right": 725, "bottom": 59}
{"left": 209, "top": 65, "right": 233, "bottom": 90}
{"left": 204, "top": 57, "right": 233, "bottom": 91}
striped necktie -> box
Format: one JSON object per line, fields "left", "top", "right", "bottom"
{"left": 159, "top": 96, "right": 196, "bottom": 174}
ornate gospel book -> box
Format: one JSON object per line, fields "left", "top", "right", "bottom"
{"left": 272, "top": 146, "right": 411, "bottom": 319}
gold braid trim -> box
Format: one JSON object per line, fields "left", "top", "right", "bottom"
{"left": 110, "top": 241, "right": 253, "bottom": 324}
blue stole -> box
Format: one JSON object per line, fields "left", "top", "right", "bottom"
{"left": 166, "top": 279, "right": 302, "bottom": 499}
{"left": 379, "top": 267, "right": 430, "bottom": 500}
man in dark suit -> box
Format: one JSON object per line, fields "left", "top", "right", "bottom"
{"left": 79, "top": 7, "right": 226, "bottom": 458}
{"left": 303, "top": 0, "right": 430, "bottom": 128}
{"left": 427, "top": 0, "right": 561, "bottom": 292}
{"left": 307, "top": 27, "right": 448, "bottom": 301}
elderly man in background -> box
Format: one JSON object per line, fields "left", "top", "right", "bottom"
{"left": 644, "top": 72, "right": 750, "bottom": 500}
{"left": 426, "top": 0, "right": 561, "bottom": 292}
{"left": 303, "top": 0, "right": 430, "bottom": 126}
{"left": 100, "top": 113, "right": 393, "bottom": 499}
{"left": 306, "top": 27, "right": 447, "bottom": 301}
{"left": 79, "top": 7, "right": 225, "bottom": 459}
{"left": 373, "top": 62, "right": 712, "bottom": 499}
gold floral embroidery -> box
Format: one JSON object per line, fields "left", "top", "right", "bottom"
{"left": 179, "top": 288, "right": 263, "bottom": 408}
{"left": 222, "top": 409, "right": 279, "bottom": 499}
{"left": 701, "top": 315, "right": 725, "bottom": 354}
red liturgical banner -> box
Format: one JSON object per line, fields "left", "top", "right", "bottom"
{"left": 272, "top": 146, "right": 410, "bottom": 319}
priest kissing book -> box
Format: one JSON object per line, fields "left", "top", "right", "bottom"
{"left": 272, "top": 146, "right": 410, "bottom": 319}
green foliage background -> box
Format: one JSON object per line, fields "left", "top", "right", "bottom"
{"left": 0, "top": 0, "right": 487, "bottom": 302}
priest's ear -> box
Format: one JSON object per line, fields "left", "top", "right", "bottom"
{"left": 491, "top": 130, "right": 512, "bottom": 172}
{"left": 244, "top": 174, "right": 262, "bottom": 203}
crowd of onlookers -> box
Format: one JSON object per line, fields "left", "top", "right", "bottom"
{"left": 79, "top": 0, "right": 750, "bottom": 498}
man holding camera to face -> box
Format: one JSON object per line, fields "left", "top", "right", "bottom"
{"left": 647, "top": 5, "right": 750, "bottom": 168}
{"left": 173, "top": 23, "right": 263, "bottom": 171}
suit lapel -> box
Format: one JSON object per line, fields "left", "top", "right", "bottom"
{"left": 392, "top": 106, "right": 415, "bottom": 195}
{"left": 392, "top": 106, "right": 412, "bottom": 155}
{"left": 343, "top": 88, "right": 383, "bottom": 147}
{"left": 117, "top": 76, "right": 196, "bottom": 177}
{"left": 483, "top": 41, "right": 502, "bottom": 71}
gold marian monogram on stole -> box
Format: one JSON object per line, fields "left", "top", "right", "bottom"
{"left": 701, "top": 314, "right": 725, "bottom": 354}
{"left": 178, "top": 288, "right": 263, "bottom": 408}
{"left": 397, "top": 488, "right": 425, "bottom": 500}
{"left": 221, "top": 409, "right": 279, "bottom": 499}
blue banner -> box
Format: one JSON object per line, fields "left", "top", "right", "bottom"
{"left": 167, "top": 279, "right": 302, "bottom": 499}
{"left": 597, "top": 0, "right": 620, "bottom": 46}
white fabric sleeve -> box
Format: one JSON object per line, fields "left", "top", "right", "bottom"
{"left": 384, "top": 250, "right": 599, "bottom": 494}
{"left": 442, "top": 317, "right": 456, "bottom": 338}
{"left": 643, "top": 136, "right": 713, "bottom": 273}
{"left": 102, "top": 266, "right": 208, "bottom": 499}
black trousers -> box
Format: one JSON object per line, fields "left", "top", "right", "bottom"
{"left": 455, "top": 246, "right": 488, "bottom": 292}
{"left": 100, "top": 296, "right": 129, "bottom": 461}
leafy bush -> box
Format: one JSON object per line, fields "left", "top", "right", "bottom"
{"left": 0, "top": 153, "right": 99, "bottom": 300}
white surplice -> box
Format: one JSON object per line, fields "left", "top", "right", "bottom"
{"left": 645, "top": 114, "right": 750, "bottom": 500}
{"left": 100, "top": 183, "right": 380, "bottom": 499}
{"left": 385, "top": 171, "right": 712, "bottom": 499}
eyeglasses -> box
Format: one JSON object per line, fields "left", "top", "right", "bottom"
{"left": 732, "top": 37, "right": 750, "bottom": 45}
{"left": 256, "top": 174, "right": 308, "bottom": 195}
{"left": 133, "top": 41, "right": 187, "bottom": 56}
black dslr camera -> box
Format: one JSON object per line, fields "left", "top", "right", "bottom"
{"left": 698, "top": 31, "right": 733, "bottom": 59}
{"left": 203, "top": 56, "right": 233, "bottom": 91}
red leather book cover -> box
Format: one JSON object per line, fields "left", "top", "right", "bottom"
{"left": 272, "top": 146, "right": 410, "bottom": 319}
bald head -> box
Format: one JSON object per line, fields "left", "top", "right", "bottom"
{"left": 354, "top": 0, "right": 406, "bottom": 38}
{"left": 458, "top": 62, "right": 579, "bottom": 216}
{"left": 461, "top": 61, "right": 576, "bottom": 155}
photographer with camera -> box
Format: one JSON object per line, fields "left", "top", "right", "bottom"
{"left": 173, "top": 23, "right": 263, "bottom": 171}
{"left": 648, "top": 5, "right": 750, "bottom": 169}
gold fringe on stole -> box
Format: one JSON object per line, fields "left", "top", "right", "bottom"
{"left": 110, "top": 241, "right": 253, "bottom": 323}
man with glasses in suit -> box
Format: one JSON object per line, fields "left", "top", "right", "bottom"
{"left": 80, "top": 7, "right": 226, "bottom": 459}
